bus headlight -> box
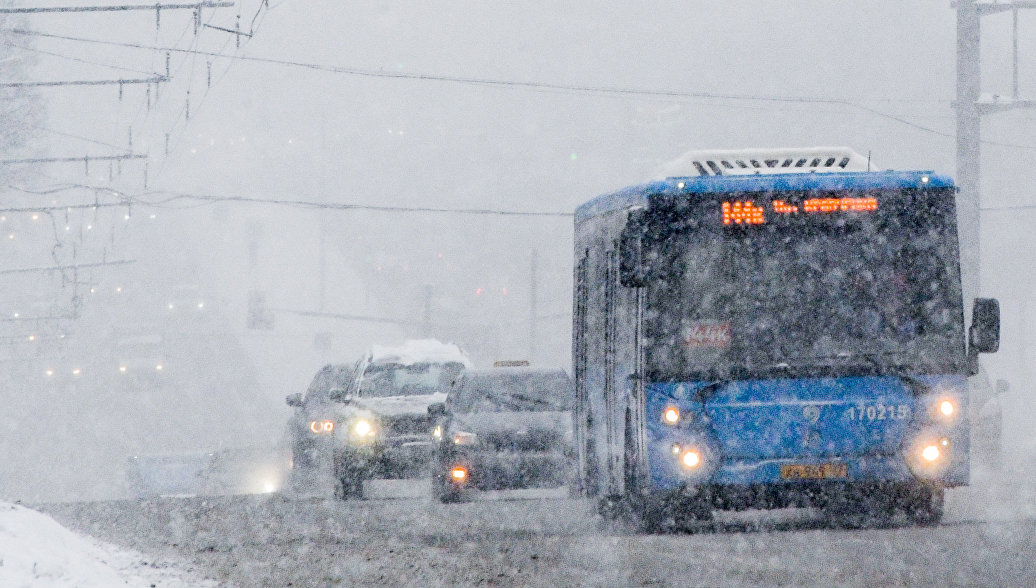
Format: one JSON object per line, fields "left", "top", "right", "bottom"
{"left": 681, "top": 448, "right": 703, "bottom": 469}
{"left": 921, "top": 444, "right": 942, "bottom": 462}
{"left": 670, "top": 438, "right": 718, "bottom": 481}
{"left": 906, "top": 435, "right": 950, "bottom": 476}
{"left": 663, "top": 407, "right": 680, "bottom": 425}
{"left": 937, "top": 399, "right": 956, "bottom": 419}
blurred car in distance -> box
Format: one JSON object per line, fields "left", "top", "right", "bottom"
{"left": 114, "top": 333, "right": 166, "bottom": 379}
{"left": 429, "top": 364, "right": 576, "bottom": 502}
{"left": 166, "top": 284, "right": 206, "bottom": 313}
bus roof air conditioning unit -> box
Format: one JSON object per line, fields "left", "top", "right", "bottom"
{"left": 656, "top": 147, "right": 874, "bottom": 178}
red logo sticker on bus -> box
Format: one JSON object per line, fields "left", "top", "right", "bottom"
{"left": 682, "top": 323, "right": 732, "bottom": 348}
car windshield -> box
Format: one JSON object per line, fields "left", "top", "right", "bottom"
{"left": 643, "top": 189, "right": 966, "bottom": 380}
{"left": 450, "top": 371, "right": 572, "bottom": 412}
{"left": 359, "top": 361, "right": 464, "bottom": 397}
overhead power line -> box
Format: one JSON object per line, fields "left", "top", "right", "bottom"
{"left": 0, "top": 154, "right": 146, "bottom": 165}
{"left": 0, "top": 260, "right": 135, "bottom": 275}
{"left": 31, "top": 125, "right": 133, "bottom": 153}
{"left": 270, "top": 308, "right": 415, "bottom": 327}
{"left": 9, "top": 28, "right": 1034, "bottom": 150}
{"left": 139, "top": 190, "right": 575, "bottom": 217}
{"left": 2, "top": 40, "right": 162, "bottom": 77}
{"left": 0, "top": 184, "right": 573, "bottom": 217}
{"left": 0, "top": 76, "right": 167, "bottom": 88}
{"left": 0, "top": 2, "right": 232, "bottom": 14}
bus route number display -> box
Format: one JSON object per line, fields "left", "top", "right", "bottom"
{"left": 722, "top": 197, "right": 879, "bottom": 225}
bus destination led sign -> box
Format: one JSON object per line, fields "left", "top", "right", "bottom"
{"left": 721, "top": 197, "right": 879, "bottom": 225}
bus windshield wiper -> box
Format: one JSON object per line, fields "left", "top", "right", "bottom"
{"left": 692, "top": 380, "right": 731, "bottom": 405}
{"left": 774, "top": 351, "right": 907, "bottom": 375}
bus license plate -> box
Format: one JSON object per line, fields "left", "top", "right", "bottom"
{"left": 780, "top": 463, "right": 848, "bottom": 480}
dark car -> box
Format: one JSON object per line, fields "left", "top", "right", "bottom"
{"left": 286, "top": 340, "right": 471, "bottom": 499}
{"left": 430, "top": 366, "right": 575, "bottom": 502}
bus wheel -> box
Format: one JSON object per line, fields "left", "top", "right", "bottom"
{"left": 822, "top": 486, "right": 895, "bottom": 529}
{"left": 635, "top": 493, "right": 712, "bottom": 534}
{"left": 672, "top": 496, "right": 714, "bottom": 532}
{"left": 904, "top": 484, "right": 944, "bottom": 526}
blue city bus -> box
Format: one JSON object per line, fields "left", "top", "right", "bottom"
{"left": 572, "top": 148, "right": 1001, "bottom": 531}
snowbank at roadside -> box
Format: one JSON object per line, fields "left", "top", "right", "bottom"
{"left": 0, "top": 501, "right": 213, "bottom": 587}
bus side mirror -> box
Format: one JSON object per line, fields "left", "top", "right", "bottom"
{"left": 619, "top": 209, "right": 648, "bottom": 287}
{"left": 967, "top": 298, "right": 1000, "bottom": 375}
{"left": 969, "top": 298, "right": 1000, "bottom": 354}
{"left": 285, "top": 393, "right": 302, "bottom": 408}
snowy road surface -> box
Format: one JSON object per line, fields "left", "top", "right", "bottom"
{"left": 38, "top": 478, "right": 1036, "bottom": 587}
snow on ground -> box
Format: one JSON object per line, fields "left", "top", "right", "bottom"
{"left": 0, "top": 501, "right": 213, "bottom": 587}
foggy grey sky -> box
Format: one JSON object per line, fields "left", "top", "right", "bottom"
{"left": 4, "top": 0, "right": 1035, "bottom": 499}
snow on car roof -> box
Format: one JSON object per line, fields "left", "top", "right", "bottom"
{"left": 369, "top": 339, "right": 473, "bottom": 367}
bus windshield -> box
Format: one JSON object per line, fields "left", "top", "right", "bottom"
{"left": 643, "top": 188, "right": 965, "bottom": 380}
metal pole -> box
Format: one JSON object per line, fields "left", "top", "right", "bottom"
{"left": 1014, "top": 8, "right": 1020, "bottom": 99}
{"left": 422, "top": 285, "right": 434, "bottom": 337}
{"left": 956, "top": 0, "right": 982, "bottom": 305}
{"left": 530, "top": 249, "right": 538, "bottom": 362}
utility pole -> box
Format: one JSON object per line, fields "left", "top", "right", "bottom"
{"left": 422, "top": 285, "right": 434, "bottom": 338}
{"left": 955, "top": 0, "right": 1036, "bottom": 304}
{"left": 529, "top": 249, "right": 538, "bottom": 362}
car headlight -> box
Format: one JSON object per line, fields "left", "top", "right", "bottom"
{"left": 353, "top": 419, "right": 372, "bottom": 436}
{"left": 452, "top": 431, "right": 477, "bottom": 445}
{"left": 348, "top": 418, "right": 377, "bottom": 443}
{"left": 309, "top": 420, "right": 335, "bottom": 434}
